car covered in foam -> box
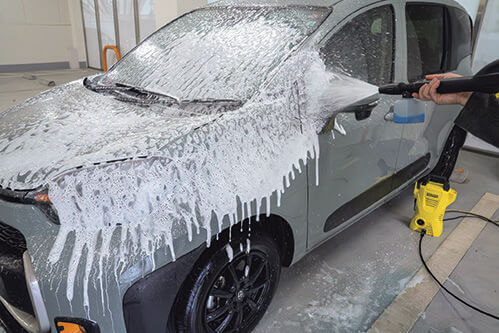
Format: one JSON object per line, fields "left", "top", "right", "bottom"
{"left": 0, "top": 0, "right": 472, "bottom": 332}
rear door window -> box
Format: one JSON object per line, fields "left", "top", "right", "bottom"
{"left": 321, "top": 5, "right": 395, "bottom": 87}
{"left": 406, "top": 5, "right": 445, "bottom": 81}
{"left": 406, "top": 5, "right": 472, "bottom": 81}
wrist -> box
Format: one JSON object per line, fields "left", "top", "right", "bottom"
{"left": 458, "top": 93, "right": 472, "bottom": 106}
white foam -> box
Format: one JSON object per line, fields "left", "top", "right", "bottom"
{"left": 225, "top": 244, "right": 234, "bottom": 262}
{"left": 45, "top": 52, "right": 375, "bottom": 307}
{"left": 2, "top": 50, "right": 376, "bottom": 311}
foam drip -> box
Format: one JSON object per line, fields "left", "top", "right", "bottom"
{"left": 1, "top": 49, "right": 377, "bottom": 315}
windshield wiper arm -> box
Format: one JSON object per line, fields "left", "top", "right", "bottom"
{"left": 179, "top": 98, "right": 243, "bottom": 106}
{"left": 114, "top": 83, "right": 180, "bottom": 104}
{"left": 84, "top": 78, "right": 179, "bottom": 104}
{"left": 84, "top": 78, "right": 243, "bottom": 107}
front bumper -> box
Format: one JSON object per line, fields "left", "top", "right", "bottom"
{"left": 0, "top": 197, "right": 70, "bottom": 333}
{"left": 123, "top": 243, "right": 205, "bottom": 333}
{"left": 0, "top": 194, "right": 208, "bottom": 333}
{"left": 0, "top": 220, "right": 49, "bottom": 333}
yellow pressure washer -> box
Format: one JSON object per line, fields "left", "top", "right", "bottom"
{"left": 411, "top": 175, "right": 499, "bottom": 320}
{"left": 410, "top": 175, "right": 457, "bottom": 237}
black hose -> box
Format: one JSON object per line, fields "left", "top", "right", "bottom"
{"left": 444, "top": 211, "right": 499, "bottom": 227}
{"left": 418, "top": 232, "right": 499, "bottom": 320}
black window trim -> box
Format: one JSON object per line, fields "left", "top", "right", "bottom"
{"left": 447, "top": 5, "right": 473, "bottom": 69}
{"left": 441, "top": 6, "right": 452, "bottom": 72}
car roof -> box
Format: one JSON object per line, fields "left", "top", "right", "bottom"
{"left": 207, "top": 0, "right": 341, "bottom": 8}
{"left": 207, "top": 0, "right": 466, "bottom": 10}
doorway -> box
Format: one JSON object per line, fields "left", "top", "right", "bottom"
{"left": 81, "top": 0, "right": 156, "bottom": 70}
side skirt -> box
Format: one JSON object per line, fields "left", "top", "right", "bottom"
{"left": 324, "top": 154, "right": 431, "bottom": 233}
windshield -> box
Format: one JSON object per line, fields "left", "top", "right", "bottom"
{"left": 101, "top": 7, "right": 329, "bottom": 102}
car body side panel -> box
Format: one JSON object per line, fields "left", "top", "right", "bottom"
{"left": 306, "top": 0, "right": 404, "bottom": 246}
{"left": 395, "top": 0, "right": 473, "bottom": 173}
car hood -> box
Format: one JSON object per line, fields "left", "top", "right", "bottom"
{"left": 0, "top": 80, "right": 221, "bottom": 190}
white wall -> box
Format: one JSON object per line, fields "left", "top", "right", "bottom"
{"left": 472, "top": 0, "right": 499, "bottom": 73}
{"left": 0, "top": 0, "right": 87, "bottom": 70}
{"left": 456, "top": 0, "right": 480, "bottom": 20}
{"left": 0, "top": 0, "right": 206, "bottom": 71}
{"left": 177, "top": 0, "right": 207, "bottom": 18}
{"left": 154, "top": 0, "right": 206, "bottom": 29}
{"left": 68, "top": 0, "right": 88, "bottom": 68}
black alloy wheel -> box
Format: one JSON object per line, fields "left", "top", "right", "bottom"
{"left": 204, "top": 250, "right": 271, "bottom": 332}
{"left": 174, "top": 233, "right": 281, "bottom": 333}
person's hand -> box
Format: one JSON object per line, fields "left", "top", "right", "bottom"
{"left": 412, "top": 73, "right": 472, "bottom": 106}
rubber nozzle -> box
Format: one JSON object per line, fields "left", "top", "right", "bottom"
{"left": 378, "top": 83, "right": 404, "bottom": 95}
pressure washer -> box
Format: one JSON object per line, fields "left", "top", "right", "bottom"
{"left": 378, "top": 70, "right": 499, "bottom": 320}
{"left": 410, "top": 175, "right": 456, "bottom": 237}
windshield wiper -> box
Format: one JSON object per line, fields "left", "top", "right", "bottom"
{"left": 113, "top": 83, "right": 180, "bottom": 104}
{"left": 84, "top": 78, "right": 179, "bottom": 105}
{"left": 84, "top": 77, "right": 243, "bottom": 107}
{"left": 179, "top": 98, "right": 243, "bottom": 107}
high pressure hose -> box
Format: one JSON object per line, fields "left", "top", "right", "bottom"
{"left": 418, "top": 211, "right": 499, "bottom": 321}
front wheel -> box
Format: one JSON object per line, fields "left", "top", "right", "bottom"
{"left": 174, "top": 233, "right": 281, "bottom": 333}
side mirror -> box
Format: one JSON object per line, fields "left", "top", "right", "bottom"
{"left": 321, "top": 93, "right": 379, "bottom": 133}
{"left": 340, "top": 93, "right": 380, "bottom": 121}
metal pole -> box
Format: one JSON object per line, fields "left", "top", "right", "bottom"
{"left": 133, "top": 0, "right": 141, "bottom": 44}
{"left": 94, "top": 0, "right": 104, "bottom": 70}
{"left": 472, "top": 0, "right": 488, "bottom": 65}
{"left": 80, "top": 0, "right": 90, "bottom": 69}
{"left": 112, "top": 0, "right": 121, "bottom": 52}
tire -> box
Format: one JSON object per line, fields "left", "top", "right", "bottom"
{"left": 174, "top": 233, "right": 281, "bottom": 333}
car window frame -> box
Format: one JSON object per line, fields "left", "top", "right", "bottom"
{"left": 317, "top": 2, "right": 396, "bottom": 85}
{"left": 447, "top": 5, "right": 473, "bottom": 70}
{"left": 405, "top": 3, "right": 471, "bottom": 80}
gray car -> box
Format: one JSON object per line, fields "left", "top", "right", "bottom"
{"left": 0, "top": 0, "right": 472, "bottom": 332}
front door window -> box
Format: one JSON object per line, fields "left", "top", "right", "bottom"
{"left": 321, "top": 5, "right": 395, "bottom": 87}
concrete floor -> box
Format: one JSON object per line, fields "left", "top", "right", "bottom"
{"left": 254, "top": 150, "right": 499, "bottom": 333}
{"left": 0, "top": 69, "right": 99, "bottom": 112}
{"left": 1, "top": 70, "right": 498, "bottom": 332}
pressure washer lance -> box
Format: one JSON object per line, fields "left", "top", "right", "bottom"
{"left": 379, "top": 72, "right": 499, "bottom": 98}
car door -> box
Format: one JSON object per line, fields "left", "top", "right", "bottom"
{"left": 395, "top": 3, "right": 473, "bottom": 178}
{"left": 307, "top": 3, "right": 404, "bottom": 246}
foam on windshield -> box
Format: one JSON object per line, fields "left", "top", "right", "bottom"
{"left": 102, "top": 7, "right": 328, "bottom": 101}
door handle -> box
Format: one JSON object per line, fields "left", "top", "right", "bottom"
{"left": 384, "top": 106, "right": 394, "bottom": 122}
